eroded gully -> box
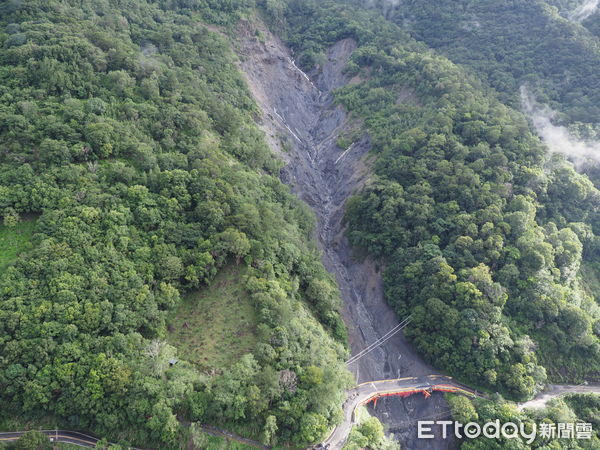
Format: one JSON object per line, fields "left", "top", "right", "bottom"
{"left": 235, "top": 19, "right": 452, "bottom": 449}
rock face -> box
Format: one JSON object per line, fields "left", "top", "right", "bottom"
{"left": 236, "top": 18, "right": 454, "bottom": 449}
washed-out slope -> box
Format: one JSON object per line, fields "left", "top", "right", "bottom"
{"left": 236, "top": 18, "right": 452, "bottom": 448}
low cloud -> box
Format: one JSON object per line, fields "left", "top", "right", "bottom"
{"left": 520, "top": 86, "right": 600, "bottom": 169}
{"left": 569, "top": 0, "right": 599, "bottom": 22}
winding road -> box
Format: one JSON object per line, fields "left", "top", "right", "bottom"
{"left": 0, "top": 430, "right": 104, "bottom": 448}
{"left": 236, "top": 20, "right": 600, "bottom": 449}
{"left": 1, "top": 379, "right": 599, "bottom": 450}
{"left": 0, "top": 425, "right": 266, "bottom": 449}
{"left": 320, "top": 375, "right": 481, "bottom": 449}
{"left": 517, "top": 383, "right": 600, "bottom": 411}
{"left": 5, "top": 20, "right": 598, "bottom": 450}
{"left": 319, "top": 378, "right": 600, "bottom": 449}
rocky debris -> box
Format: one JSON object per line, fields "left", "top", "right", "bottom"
{"left": 236, "top": 17, "right": 453, "bottom": 449}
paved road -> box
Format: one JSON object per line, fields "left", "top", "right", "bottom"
{"left": 2, "top": 381, "right": 598, "bottom": 450}
{"left": 0, "top": 430, "right": 106, "bottom": 448}
{"left": 517, "top": 383, "right": 600, "bottom": 410}
{"left": 319, "top": 375, "right": 480, "bottom": 449}
{"left": 320, "top": 377, "right": 600, "bottom": 450}
{"left": 0, "top": 426, "right": 265, "bottom": 449}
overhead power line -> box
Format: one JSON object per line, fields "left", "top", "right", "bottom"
{"left": 346, "top": 316, "right": 412, "bottom": 365}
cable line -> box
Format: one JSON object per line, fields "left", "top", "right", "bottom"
{"left": 346, "top": 316, "right": 412, "bottom": 365}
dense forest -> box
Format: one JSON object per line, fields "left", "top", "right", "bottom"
{"left": 0, "top": 0, "right": 351, "bottom": 447}
{"left": 360, "top": 0, "right": 600, "bottom": 138}
{"left": 2, "top": 0, "right": 600, "bottom": 448}
{"left": 266, "top": 0, "right": 600, "bottom": 399}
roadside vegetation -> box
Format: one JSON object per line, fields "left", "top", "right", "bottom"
{"left": 343, "top": 407, "right": 399, "bottom": 450}
{"left": 447, "top": 393, "right": 600, "bottom": 448}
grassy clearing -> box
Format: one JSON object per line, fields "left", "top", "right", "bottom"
{"left": 0, "top": 217, "right": 36, "bottom": 274}
{"left": 203, "top": 434, "right": 258, "bottom": 450}
{"left": 167, "top": 265, "right": 258, "bottom": 371}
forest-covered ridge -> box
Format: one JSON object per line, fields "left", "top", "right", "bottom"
{"left": 0, "top": 0, "right": 351, "bottom": 447}
{"left": 2, "top": 0, "right": 600, "bottom": 448}
{"left": 263, "top": 0, "right": 600, "bottom": 398}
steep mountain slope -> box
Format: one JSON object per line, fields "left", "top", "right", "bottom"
{"left": 0, "top": 1, "right": 350, "bottom": 447}
{"left": 236, "top": 16, "right": 451, "bottom": 448}
{"left": 2, "top": 0, "right": 600, "bottom": 448}
{"left": 274, "top": 0, "right": 600, "bottom": 395}
{"left": 361, "top": 0, "right": 600, "bottom": 134}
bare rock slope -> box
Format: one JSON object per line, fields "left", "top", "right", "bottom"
{"left": 236, "top": 18, "right": 452, "bottom": 448}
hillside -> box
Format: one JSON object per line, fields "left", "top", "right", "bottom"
{"left": 276, "top": 0, "right": 600, "bottom": 394}
{"left": 0, "top": 1, "right": 350, "bottom": 447}
{"left": 2, "top": 0, "right": 600, "bottom": 449}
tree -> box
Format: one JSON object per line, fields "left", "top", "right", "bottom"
{"left": 14, "top": 431, "right": 51, "bottom": 450}
{"left": 158, "top": 256, "right": 184, "bottom": 281}
{"left": 262, "top": 415, "right": 278, "bottom": 445}
{"left": 147, "top": 401, "right": 179, "bottom": 443}
{"left": 188, "top": 391, "right": 208, "bottom": 421}
{"left": 297, "top": 413, "right": 328, "bottom": 444}
{"left": 3, "top": 207, "right": 19, "bottom": 227}
{"left": 144, "top": 341, "right": 177, "bottom": 378}
{"left": 84, "top": 122, "right": 115, "bottom": 158}
{"left": 448, "top": 395, "right": 479, "bottom": 424}
{"left": 357, "top": 417, "right": 384, "bottom": 444}
{"left": 214, "top": 228, "right": 251, "bottom": 264}
{"left": 190, "top": 423, "right": 210, "bottom": 449}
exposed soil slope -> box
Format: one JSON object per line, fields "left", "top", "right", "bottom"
{"left": 235, "top": 18, "right": 452, "bottom": 448}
